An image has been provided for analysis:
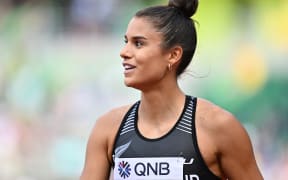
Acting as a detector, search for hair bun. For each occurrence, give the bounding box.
[168,0,199,17]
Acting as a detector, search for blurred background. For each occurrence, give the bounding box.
[0,0,287,179]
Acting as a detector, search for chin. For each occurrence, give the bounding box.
[124,79,134,87]
[124,80,142,90]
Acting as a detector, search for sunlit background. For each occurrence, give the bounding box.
[0,0,287,179]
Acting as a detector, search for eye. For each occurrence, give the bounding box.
[135,40,143,48]
[124,39,128,44]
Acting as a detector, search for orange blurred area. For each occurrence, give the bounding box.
[232,44,267,94]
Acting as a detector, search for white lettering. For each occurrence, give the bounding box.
[184,158,194,165]
[185,174,200,180]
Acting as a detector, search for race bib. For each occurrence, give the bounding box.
[114,157,185,180]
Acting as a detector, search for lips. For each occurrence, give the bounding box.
[123,63,136,70]
[122,63,136,76]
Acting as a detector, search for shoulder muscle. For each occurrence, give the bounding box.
[80,104,132,180]
[196,98,263,179]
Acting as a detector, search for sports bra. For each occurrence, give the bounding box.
[112,95,220,180]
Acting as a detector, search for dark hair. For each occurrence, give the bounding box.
[135,0,199,77]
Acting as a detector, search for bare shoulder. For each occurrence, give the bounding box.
[91,104,133,139]
[196,98,239,131]
[196,98,263,179]
[88,104,134,155]
[95,105,132,129]
[87,104,134,163]
[195,98,250,151]
[80,105,134,180]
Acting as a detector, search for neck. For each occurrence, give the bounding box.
[138,85,186,125]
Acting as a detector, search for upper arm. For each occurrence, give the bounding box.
[80,106,130,180]
[216,113,263,180]
[80,116,111,180]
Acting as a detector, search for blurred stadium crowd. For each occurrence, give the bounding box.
[0,0,287,179]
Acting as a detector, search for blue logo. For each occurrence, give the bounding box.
[118,161,131,179]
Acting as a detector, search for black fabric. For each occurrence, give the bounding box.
[112,95,220,179]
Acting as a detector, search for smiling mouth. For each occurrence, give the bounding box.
[123,64,136,70]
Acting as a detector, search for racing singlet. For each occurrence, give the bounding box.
[112,96,221,180]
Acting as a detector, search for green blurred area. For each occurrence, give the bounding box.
[0,0,287,179]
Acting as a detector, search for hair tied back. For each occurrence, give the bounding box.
[168,0,199,18]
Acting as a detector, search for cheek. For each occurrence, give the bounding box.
[137,55,167,78]
[137,49,167,68]
[140,58,163,71]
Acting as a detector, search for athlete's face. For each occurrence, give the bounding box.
[120,17,171,90]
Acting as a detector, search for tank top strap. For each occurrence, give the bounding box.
[111,101,140,166]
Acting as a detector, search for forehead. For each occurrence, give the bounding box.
[125,17,162,40]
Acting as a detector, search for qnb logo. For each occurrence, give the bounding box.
[134,162,170,176]
[118,161,131,179]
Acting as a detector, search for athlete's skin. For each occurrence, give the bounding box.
[80,16,263,180]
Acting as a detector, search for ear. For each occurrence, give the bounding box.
[168,45,183,66]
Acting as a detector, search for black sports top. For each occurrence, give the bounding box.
[112,96,220,180]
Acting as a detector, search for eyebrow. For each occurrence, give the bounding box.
[124,35,148,41]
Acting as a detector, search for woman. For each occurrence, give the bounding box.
[80,0,264,179]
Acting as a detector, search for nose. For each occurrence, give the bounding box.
[120,43,131,60]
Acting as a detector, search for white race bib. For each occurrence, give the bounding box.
[114,157,185,180]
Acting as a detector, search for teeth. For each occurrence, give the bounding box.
[124,64,135,70]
